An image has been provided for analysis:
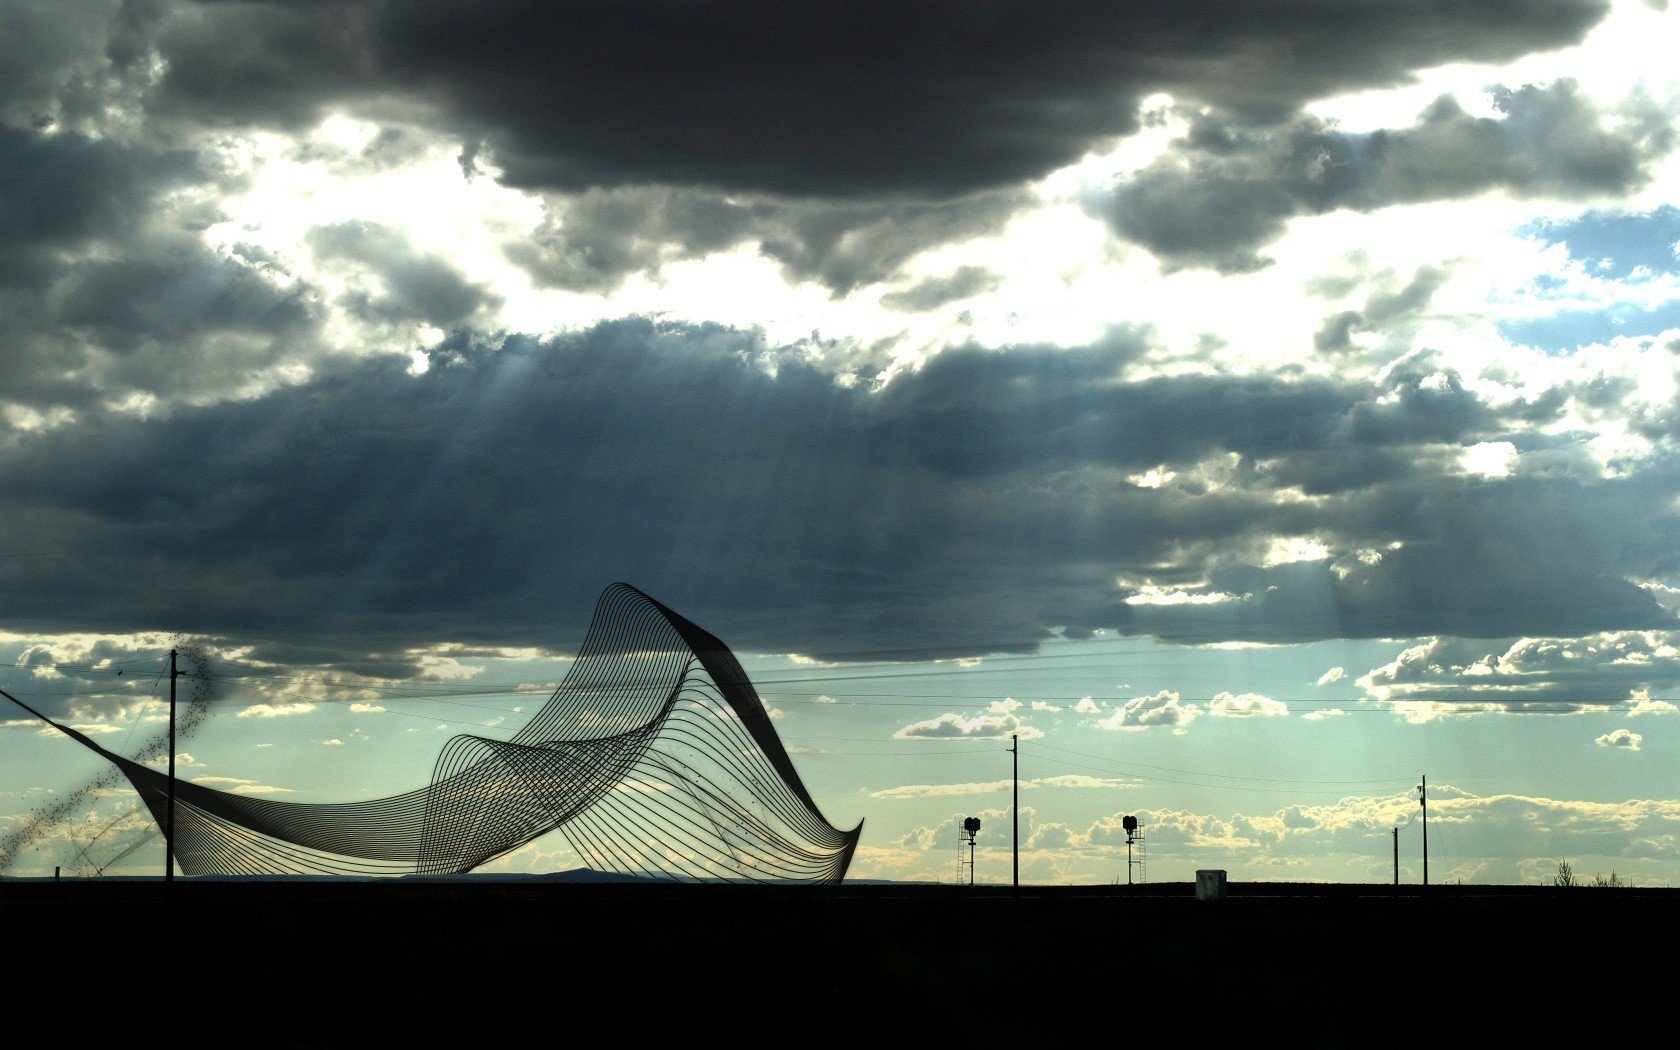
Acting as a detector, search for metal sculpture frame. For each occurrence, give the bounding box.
[3,584,861,882]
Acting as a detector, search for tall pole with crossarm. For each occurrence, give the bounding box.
[1011,734,1019,893]
[1420,774,1428,888]
[167,647,177,883]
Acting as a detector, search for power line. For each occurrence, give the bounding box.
[1031,740,1414,785]
[1023,750,1420,797]
[790,747,1004,757]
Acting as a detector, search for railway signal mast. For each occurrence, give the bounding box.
[1124,815,1145,886]
[961,817,981,886]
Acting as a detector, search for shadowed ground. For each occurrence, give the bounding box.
[2,880,1664,1045]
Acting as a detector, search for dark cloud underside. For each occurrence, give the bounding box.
[0,321,1669,665]
[153,1,1612,197]
[1105,82,1673,270]
[0,0,1671,679]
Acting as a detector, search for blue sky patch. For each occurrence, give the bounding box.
[1527,206,1680,280]
[1500,298,1680,352]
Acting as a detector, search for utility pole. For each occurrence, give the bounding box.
[167,647,177,884]
[1420,774,1428,889]
[1010,733,1019,894]
[1392,826,1399,888]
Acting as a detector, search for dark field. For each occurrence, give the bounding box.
[4,880,1661,1045]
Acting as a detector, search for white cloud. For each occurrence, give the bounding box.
[1035,774,1135,790]
[1262,536,1331,566]
[348,701,385,713]
[237,701,317,718]
[1209,691,1289,718]
[141,753,197,768]
[322,738,345,746]
[1026,823,1074,850]
[872,780,1013,799]
[1123,584,1241,606]
[1316,666,1346,686]
[1596,728,1642,750]
[1359,633,1680,716]
[190,775,292,795]
[894,711,1043,740]
[1302,708,1348,721]
[1128,466,1176,489]
[55,723,124,736]
[1073,697,1101,714]
[1093,690,1201,733]
[872,774,1134,799]
[416,654,485,680]
[1030,700,1063,712]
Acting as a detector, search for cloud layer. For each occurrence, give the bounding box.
[1,319,1675,668]
[1104,81,1672,270]
[149,1,1613,198]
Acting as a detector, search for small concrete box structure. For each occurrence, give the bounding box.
[1195,869,1228,901]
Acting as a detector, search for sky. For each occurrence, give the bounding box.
[4,0,1680,886]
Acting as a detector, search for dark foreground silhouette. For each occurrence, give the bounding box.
[3,879,1668,1046]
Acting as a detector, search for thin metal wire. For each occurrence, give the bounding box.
[2,585,860,882]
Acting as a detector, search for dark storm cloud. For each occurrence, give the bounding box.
[507,186,1025,295]
[151,1,1612,198]
[0,233,325,413]
[506,187,760,294]
[0,124,297,409]
[5,2,1635,319]
[0,128,503,415]
[0,125,331,413]
[1105,81,1673,270]
[307,221,501,327]
[0,0,124,125]
[1104,477,1676,644]
[0,320,1670,668]
[868,340,1519,486]
[113,1,1622,294]
[751,193,1028,293]
[53,247,312,355]
[0,8,345,412]
[0,126,198,287]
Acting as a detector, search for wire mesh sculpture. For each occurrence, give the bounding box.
[2,584,861,881]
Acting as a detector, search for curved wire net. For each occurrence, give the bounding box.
[7,584,861,882]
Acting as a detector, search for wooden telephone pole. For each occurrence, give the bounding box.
[1010,733,1019,894]
[1420,774,1428,888]
[167,647,177,883]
